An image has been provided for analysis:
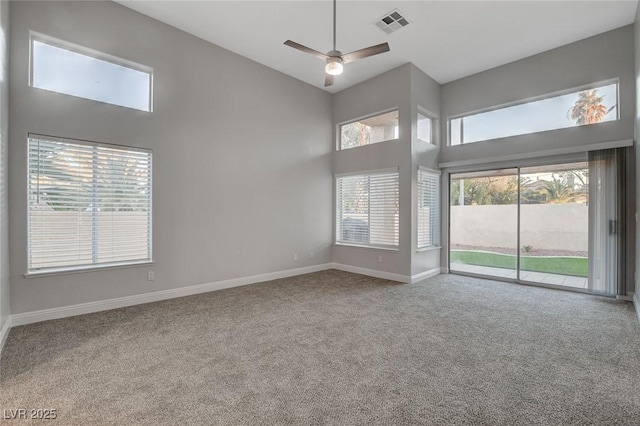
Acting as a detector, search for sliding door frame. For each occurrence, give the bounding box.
[447,156,594,295]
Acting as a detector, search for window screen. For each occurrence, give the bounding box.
[336,170,399,248]
[27,135,152,273]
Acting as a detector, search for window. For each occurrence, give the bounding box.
[417,112,434,144]
[30,33,153,112]
[336,170,399,249]
[339,110,399,150]
[449,81,618,145]
[27,135,152,274]
[417,168,440,248]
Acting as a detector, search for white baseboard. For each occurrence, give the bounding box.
[0,316,11,358]
[330,262,410,283]
[9,262,446,328]
[410,267,443,283]
[11,263,333,327]
[634,292,640,323]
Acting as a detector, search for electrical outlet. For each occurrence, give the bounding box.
[147,271,155,281]
[378,255,383,263]
[293,253,298,261]
[309,251,314,258]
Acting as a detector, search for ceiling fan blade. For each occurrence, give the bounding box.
[284,40,330,61]
[324,74,334,87]
[342,43,390,64]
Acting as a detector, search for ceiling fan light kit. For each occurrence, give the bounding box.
[284,0,390,87]
[325,57,343,76]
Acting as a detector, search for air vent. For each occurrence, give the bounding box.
[374,9,410,35]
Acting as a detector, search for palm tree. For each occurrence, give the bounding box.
[567,89,613,125]
[542,177,577,204]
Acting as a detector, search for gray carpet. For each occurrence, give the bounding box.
[1,270,639,425]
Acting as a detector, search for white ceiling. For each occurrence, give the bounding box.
[116,1,638,93]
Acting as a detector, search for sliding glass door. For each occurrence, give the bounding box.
[450,169,518,279]
[449,159,619,295]
[519,163,589,289]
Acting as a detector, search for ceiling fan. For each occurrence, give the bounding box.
[284,0,390,87]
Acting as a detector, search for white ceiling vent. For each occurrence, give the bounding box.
[374,9,410,35]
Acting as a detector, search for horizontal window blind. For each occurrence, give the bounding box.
[417,168,440,248]
[27,136,152,273]
[336,171,399,248]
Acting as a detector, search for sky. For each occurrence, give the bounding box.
[32,40,151,112]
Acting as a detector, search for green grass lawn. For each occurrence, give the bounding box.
[450,250,588,277]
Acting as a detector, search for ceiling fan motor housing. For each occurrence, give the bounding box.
[327,50,343,61]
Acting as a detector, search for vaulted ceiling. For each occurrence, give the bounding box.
[116,1,638,93]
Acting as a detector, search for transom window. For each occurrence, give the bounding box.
[30,33,153,112]
[339,110,399,150]
[27,135,152,274]
[449,81,618,146]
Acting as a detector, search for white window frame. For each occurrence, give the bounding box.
[417,107,438,146]
[29,32,154,112]
[447,79,620,146]
[335,168,399,250]
[417,166,441,250]
[337,108,399,151]
[26,134,153,276]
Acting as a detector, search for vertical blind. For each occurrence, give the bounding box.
[336,170,399,248]
[417,168,440,248]
[588,149,622,296]
[27,136,152,273]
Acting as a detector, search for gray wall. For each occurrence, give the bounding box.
[0,0,9,331]
[410,64,441,276]
[441,24,636,291]
[9,1,333,314]
[6,1,637,316]
[332,64,412,276]
[441,25,635,166]
[635,6,640,299]
[332,63,442,278]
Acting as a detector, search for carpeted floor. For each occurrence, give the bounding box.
[1,270,639,425]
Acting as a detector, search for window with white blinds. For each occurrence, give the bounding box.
[336,170,399,249]
[417,168,440,249]
[27,135,152,274]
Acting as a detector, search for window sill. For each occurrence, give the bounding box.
[417,138,437,147]
[417,245,441,253]
[334,242,399,252]
[337,138,399,151]
[25,260,155,278]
